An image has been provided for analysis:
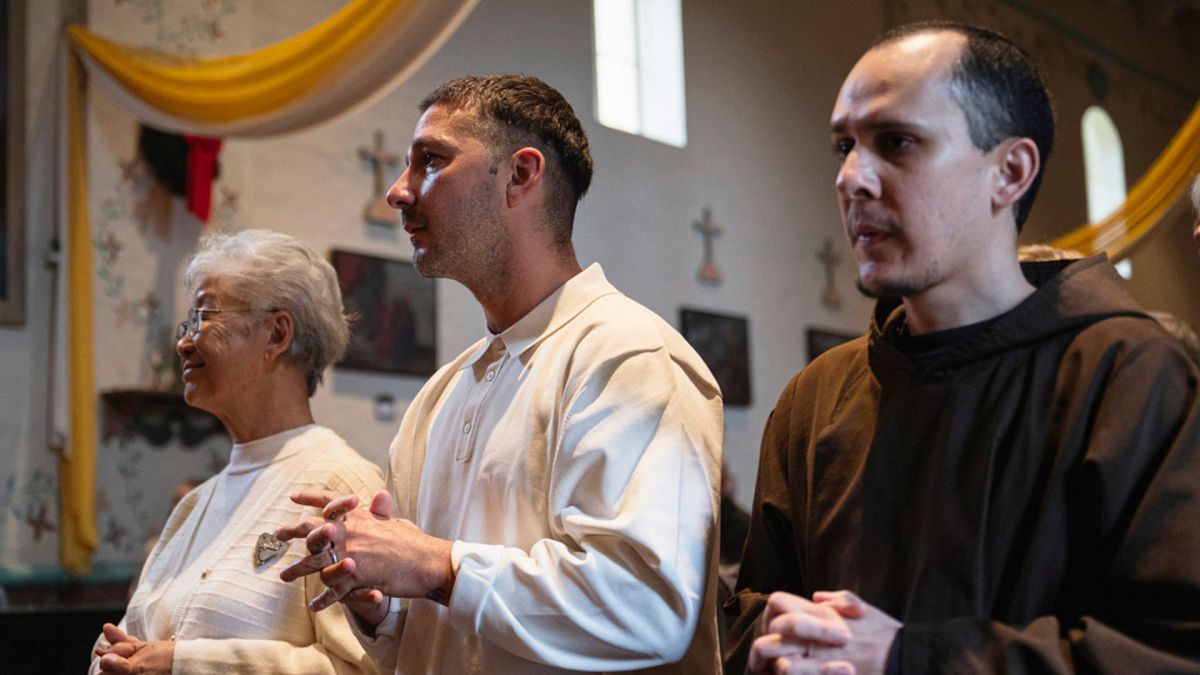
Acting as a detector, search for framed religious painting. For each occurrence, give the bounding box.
[806,327,859,363]
[680,308,751,407]
[1,0,27,325]
[331,250,437,377]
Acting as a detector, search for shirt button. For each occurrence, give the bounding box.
[485,370,495,381]
[463,422,472,434]
[201,569,210,579]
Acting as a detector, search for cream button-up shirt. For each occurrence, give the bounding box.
[359,264,724,674]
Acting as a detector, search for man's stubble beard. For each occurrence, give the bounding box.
[411,185,511,291]
[854,260,942,300]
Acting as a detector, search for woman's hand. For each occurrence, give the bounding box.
[95,623,175,674]
[95,623,141,659]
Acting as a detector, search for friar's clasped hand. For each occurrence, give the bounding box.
[749,590,901,675]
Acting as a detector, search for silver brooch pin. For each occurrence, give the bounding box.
[255,532,288,567]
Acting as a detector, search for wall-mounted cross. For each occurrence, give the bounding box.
[104,518,128,549]
[816,237,842,310]
[693,208,722,285]
[359,130,401,227]
[26,503,55,542]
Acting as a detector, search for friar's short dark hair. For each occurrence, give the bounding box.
[876,21,1055,231]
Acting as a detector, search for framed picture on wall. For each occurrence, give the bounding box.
[680,308,751,407]
[1,0,27,325]
[331,250,437,377]
[806,328,859,363]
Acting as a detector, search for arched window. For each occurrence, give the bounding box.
[593,0,687,147]
[1082,105,1130,277]
[1082,106,1126,223]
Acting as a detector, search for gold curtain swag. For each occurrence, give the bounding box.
[65,0,405,123]
[1052,102,1200,258]
[58,0,478,573]
[67,0,479,136]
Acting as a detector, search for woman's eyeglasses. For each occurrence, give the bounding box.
[176,307,275,340]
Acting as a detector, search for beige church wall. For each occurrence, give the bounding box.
[225,0,885,514]
[0,0,75,572]
[586,0,884,510]
[2,0,1196,580]
[0,0,883,577]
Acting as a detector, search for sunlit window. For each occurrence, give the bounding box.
[1082,106,1126,223]
[593,0,687,147]
[1082,106,1129,277]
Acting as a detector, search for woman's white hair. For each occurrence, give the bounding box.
[184,229,349,396]
[1191,172,1200,215]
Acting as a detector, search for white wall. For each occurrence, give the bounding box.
[234,0,881,507]
[2,0,1196,575]
[0,0,72,570]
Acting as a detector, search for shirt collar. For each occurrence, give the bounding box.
[228,423,317,473]
[460,263,619,369]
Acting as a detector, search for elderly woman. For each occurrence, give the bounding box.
[90,229,383,675]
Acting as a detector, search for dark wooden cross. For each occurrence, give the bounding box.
[26,503,55,542]
[359,130,401,227]
[816,237,842,310]
[104,518,128,549]
[118,157,141,183]
[693,208,722,285]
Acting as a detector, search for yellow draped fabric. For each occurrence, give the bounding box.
[1052,102,1200,257]
[66,1,407,123]
[67,0,478,136]
[58,0,477,572]
[61,51,99,573]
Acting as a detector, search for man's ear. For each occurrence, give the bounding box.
[992,137,1039,214]
[264,311,294,363]
[506,147,546,208]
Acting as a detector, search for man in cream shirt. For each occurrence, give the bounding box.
[278,75,723,674]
